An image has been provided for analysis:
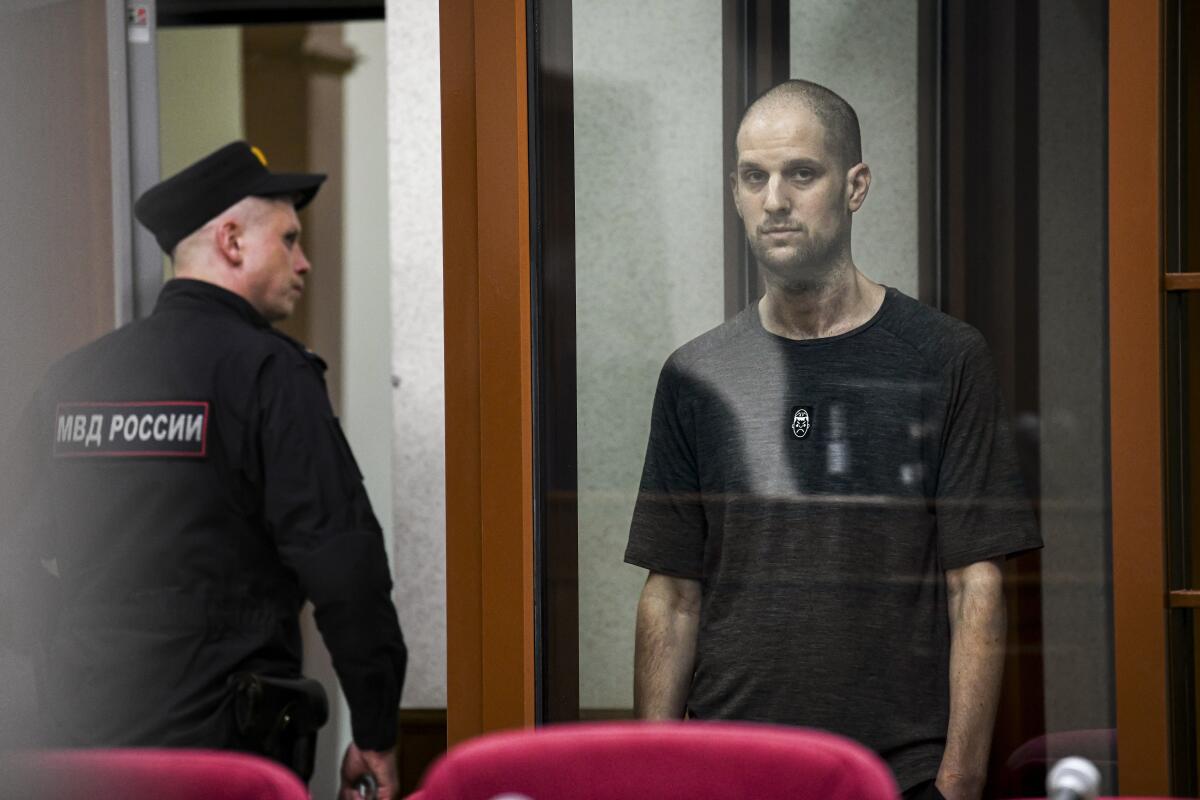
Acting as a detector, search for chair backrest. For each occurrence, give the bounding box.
[414,721,898,800]
[0,748,308,800]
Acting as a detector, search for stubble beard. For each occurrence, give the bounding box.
[750,233,842,294]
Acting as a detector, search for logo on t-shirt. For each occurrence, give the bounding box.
[790,406,813,439]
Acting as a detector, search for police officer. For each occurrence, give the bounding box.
[1,142,406,799]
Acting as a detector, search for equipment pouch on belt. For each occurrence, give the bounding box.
[230,671,328,782]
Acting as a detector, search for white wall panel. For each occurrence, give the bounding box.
[574,0,724,709]
[386,0,446,709]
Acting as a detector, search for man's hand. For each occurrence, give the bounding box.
[633,572,701,719]
[338,742,398,800]
[936,558,1006,800]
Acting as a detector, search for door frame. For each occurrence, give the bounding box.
[440,0,537,745]
[1109,0,1171,793]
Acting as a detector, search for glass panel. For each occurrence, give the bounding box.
[1185,1,1200,587]
[1170,607,1199,793]
[1174,293,1200,591]
[1178,4,1200,598]
[0,0,117,749]
[536,1,1113,796]
[1023,2,1114,793]
[790,0,921,297]
[1166,1,1200,790]
[571,0,725,719]
[1191,609,1200,791]
[1183,0,1200,275]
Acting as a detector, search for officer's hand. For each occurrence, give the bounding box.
[338,741,398,800]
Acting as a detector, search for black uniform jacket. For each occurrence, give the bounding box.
[1,279,406,751]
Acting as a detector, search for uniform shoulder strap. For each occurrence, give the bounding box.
[265,328,328,373]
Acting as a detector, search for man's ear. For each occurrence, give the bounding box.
[729,171,743,219]
[215,219,244,266]
[846,162,871,212]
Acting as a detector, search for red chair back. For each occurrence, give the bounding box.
[413,721,898,800]
[1,748,308,800]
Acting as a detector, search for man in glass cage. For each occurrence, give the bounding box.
[627,80,1041,800]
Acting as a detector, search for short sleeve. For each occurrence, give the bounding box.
[934,333,1042,570]
[624,357,707,578]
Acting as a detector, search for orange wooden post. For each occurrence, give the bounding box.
[440,0,536,746]
[1109,0,1171,792]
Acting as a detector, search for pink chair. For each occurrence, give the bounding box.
[1,748,308,800]
[409,721,898,800]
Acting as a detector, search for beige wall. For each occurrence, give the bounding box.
[386,0,447,710]
[157,26,244,280]
[343,21,395,615]
[157,27,244,177]
[305,21,395,797]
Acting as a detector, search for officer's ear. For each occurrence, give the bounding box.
[215,219,245,267]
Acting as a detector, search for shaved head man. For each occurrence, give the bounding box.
[627,80,1040,800]
[2,142,407,800]
[171,195,311,322]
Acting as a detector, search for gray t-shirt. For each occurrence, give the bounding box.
[624,287,1041,790]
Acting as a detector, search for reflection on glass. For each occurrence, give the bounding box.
[564,1,1111,797]
[624,81,1038,797]
[573,0,724,717]
[1182,294,1200,589]
[790,0,920,297]
[1165,1,1200,790]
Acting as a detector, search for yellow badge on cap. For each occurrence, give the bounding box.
[250,146,268,167]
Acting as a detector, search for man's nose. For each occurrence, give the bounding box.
[295,246,312,273]
[763,175,789,214]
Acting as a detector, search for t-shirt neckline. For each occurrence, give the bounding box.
[749,285,894,346]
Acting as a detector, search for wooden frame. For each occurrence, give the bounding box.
[1165,273,1200,291]
[157,1,382,27]
[1110,0,1170,792]
[721,0,789,319]
[527,0,580,724]
[440,0,536,745]
[916,0,941,309]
